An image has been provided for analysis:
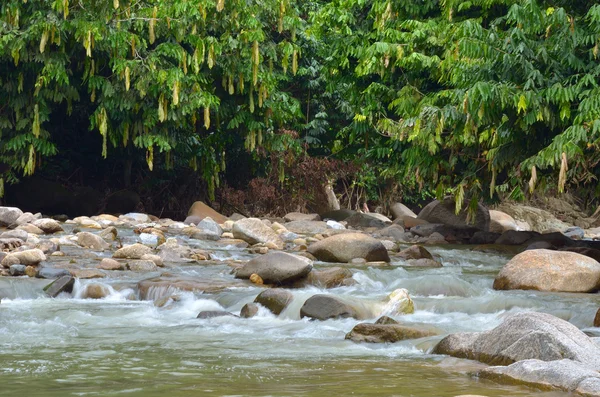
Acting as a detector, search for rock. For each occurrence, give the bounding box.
[137,277,245,300]
[559,247,600,263]
[37,267,71,279]
[418,232,447,245]
[307,233,390,263]
[375,316,398,325]
[403,258,442,268]
[25,265,38,277]
[229,213,246,221]
[384,289,415,315]
[418,198,490,231]
[594,309,600,327]
[291,267,355,288]
[284,220,329,235]
[76,232,110,250]
[97,258,124,271]
[525,241,556,251]
[320,209,356,222]
[127,260,158,272]
[479,359,600,396]
[81,283,111,299]
[325,220,345,230]
[14,212,40,225]
[249,273,264,285]
[380,240,396,251]
[113,243,153,259]
[0,229,28,241]
[140,254,163,268]
[469,231,501,245]
[35,240,59,255]
[105,190,140,215]
[69,269,106,279]
[187,201,228,224]
[139,232,165,247]
[232,218,284,249]
[397,245,433,260]
[300,294,363,320]
[401,216,429,229]
[31,218,63,234]
[432,312,600,369]
[240,303,260,318]
[345,323,438,343]
[183,215,203,225]
[410,223,446,237]
[98,226,118,241]
[489,210,518,233]
[44,275,75,297]
[495,230,538,245]
[495,203,570,233]
[254,289,294,315]
[345,212,389,229]
[376,225,406,241]
[235,252,313,284]
[284,212,321,222]
[73,216,102,229]
[564,226,585,240]
[390,203,417,220]
[1,249,46,267]
[196,311,237,319]
[16,223,44,235]
[493,249,600,292]
[122,212,151,223]
[0,238,23,251]
[193,217,223,241]
[0,207,24,226]
[9,264,26,276]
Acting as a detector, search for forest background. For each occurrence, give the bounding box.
[1,0,599,218]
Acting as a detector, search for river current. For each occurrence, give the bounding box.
[1,233,599,396]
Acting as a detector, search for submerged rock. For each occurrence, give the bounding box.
[254,289,294,315]
[235,252,313,284]
[300,294,363,321]
[196,311,238,319]
[307,233,390,263]
[81,283,111,299]
[432,312,600,369]
[345,323,438,343]
[493,249,600,292]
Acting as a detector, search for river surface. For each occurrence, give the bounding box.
[1,231,599,397]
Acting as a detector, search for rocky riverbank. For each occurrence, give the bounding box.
[1,199,600,396]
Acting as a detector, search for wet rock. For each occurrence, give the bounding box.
[375,316,398,325]
[469,231,501,245]
[417,198,490,231]
[254,289,294,315]
[432,312,600,369]
[390,203,417,220]
[196,311,238,319]
[284,212,321,222]
[320,209,356,222]
[479,359,600,396]
[1,249,46,267]
[528,231,576,249]
[493,249,600,292]
[240,303,260,318]
[97,258,125,271]
[300,294,362,320]
[307,233,390,263]
[410,224,446,237]
[187,201,228,224]
[140,254,163,268]
[345,323,438,343]
[292,267,355,288]
[156,238,194,262]
[384,289,415,315]
[417,232,447,245]
[32,218,63,234]
[0,229,28,241]
[235,252,313,284]
[284,220,329,235]
[81,283,111,299]
[232,218,284,249]
[9,264,26,276]
[525,241,555,250]
[397,245,433,260]
[35,240,59,255]
[37,267,71,279]
[70,269,106,279]
[489,210,518,234]
[345,213,389,229]
[113,243,153,259]
[44,275,75,297]
[495,230,538,245]
[127,260,158,272]
[0,206,24,226]
[98,226,118,241]
[76,232,110,250]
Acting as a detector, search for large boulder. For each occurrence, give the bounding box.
[489,210,518,233]
[320,209,356,222]
[307,233,390,263]
[345,213,389,229]
[390,203,417,220]
[345,323,438,343]
[432,312,600,369]
[479,359,600,396]
[235,252,313,284]
[1,249,46,267]
[493,249,600,292]
[417,198,490,231]
[43,275,75,297]
[187,201,228,224]
[300,294,364,320]
[192,217,223,241]
[254,288,294,315]
[0,206,23,226]
[496,203,571,233]
[232,218,284,249]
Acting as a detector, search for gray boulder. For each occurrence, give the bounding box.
[417,198,490,231]
[235,252,313,284]
[0,229,28,242]
[284,220,329,235]
[390,203,417,220]
[479,359,600,396]
[232,218,284,249]
[345,213,389,229]
[307,233,390,263]
[432,312,600,369]
[44,275,75,297]
[254,288,294,315]
[240,303,260,318]
[37,267,71,279]
[0,207,23,226]
[300,294,363,320]
[194,217,223,241]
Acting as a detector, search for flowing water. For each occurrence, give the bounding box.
[1,234,599,397]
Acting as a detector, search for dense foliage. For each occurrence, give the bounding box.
[1,0,599,213]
